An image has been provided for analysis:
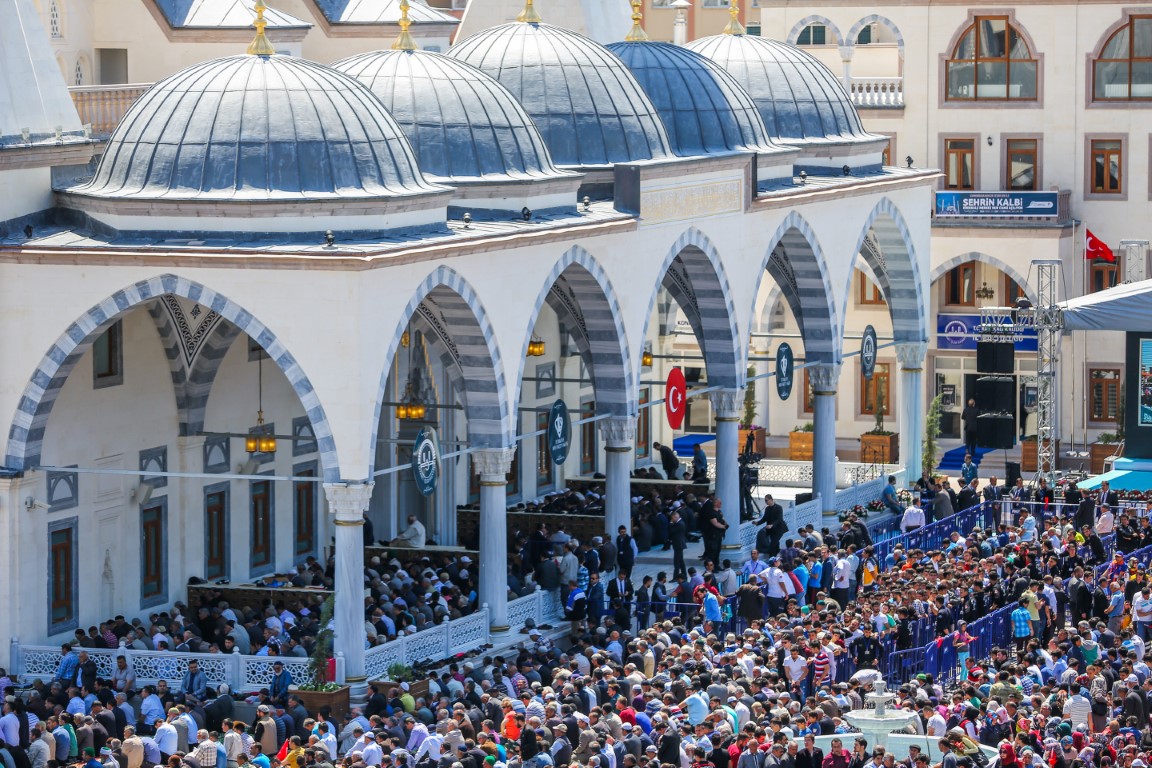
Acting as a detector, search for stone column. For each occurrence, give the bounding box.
[474,447,516,631]
[753,340,771,436]
[599,417,636,539]
[710,389,744,550]
[897,342,928,486]
[323,482,374,696]
[174,436,206,584]
[809,364,841,518]
[839,45,854,92]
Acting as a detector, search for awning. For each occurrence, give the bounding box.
[1060,278,1152,331]
[1077,469,1152,491]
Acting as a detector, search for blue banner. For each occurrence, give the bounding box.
[935,191,1059,217]
[937,314,1037,352]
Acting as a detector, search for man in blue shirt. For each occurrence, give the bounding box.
[1011,598,1033,654]
[880,476,903,515]
[269,662,292,705]
[54,644,79,689]
[182,659,208,703]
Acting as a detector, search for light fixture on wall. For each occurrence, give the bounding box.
[975,281,996,300]
[987,135,994,147]
[245,354,277,454]
[527,336,545,356]
[641,349,653,368]
[396,330,427,420]
[400,330,410,348]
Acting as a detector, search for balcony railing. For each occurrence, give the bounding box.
[69,83,152,138]
[849,76,904,108]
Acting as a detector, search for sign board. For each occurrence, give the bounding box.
[775,343,794,401]
[860,325,878,381]
[411,426,440,497]
[547,399,571,466]
[665,367,687,429]
[936,313,1038,352]
[934,190,1060,218]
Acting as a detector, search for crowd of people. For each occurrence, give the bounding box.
[9,469,1152,768]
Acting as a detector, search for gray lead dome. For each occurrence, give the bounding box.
[607,40,784,157]
[686,35,873,146]
[79,54,440,201]
[334,49,572,183]
[449,22,672,169]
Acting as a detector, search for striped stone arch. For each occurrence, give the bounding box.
[931,252,1038,303]
[5,274,342,481]
[146,303,243,438]
[847,14,905,53]
[368,266,511,475]
[642,227,743,389]
[756,211,841,364]
[787,15,845,47]
[514,245,635,417]
[847,197,928,344]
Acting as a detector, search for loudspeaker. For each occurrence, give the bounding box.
[1005,461,1022,489]
[976,414,1015,450]
[976,341,1015,374]
[795,492,813,505]
[977,376,1015,409]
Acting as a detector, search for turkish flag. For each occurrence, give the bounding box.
[1086,229,1116,262]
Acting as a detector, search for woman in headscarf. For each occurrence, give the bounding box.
[997,743,1024,768]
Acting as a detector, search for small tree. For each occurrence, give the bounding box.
[741,365,758,429]
[866,384,893,435]
[922,394,944,475]
[299,595,339,691]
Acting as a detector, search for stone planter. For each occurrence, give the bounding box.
[294,686,351,720]
[1090,442,1120,474]
[739,427,766,455]
[859,433,898,464]
[789,431,814,461]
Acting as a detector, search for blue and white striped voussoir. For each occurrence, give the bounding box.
[645,227,743,388]
[851,198,927,345]
[932,252,1035,304]
[182,323,242,437]
[5,274,342,482]
[847,15,905,50]
[146,301,192,428]
[787,15,845,46]
[764,211,840,364]
[519,246,635,417]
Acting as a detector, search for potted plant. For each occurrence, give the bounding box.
[293,597,351,719]
[1090,432,1121,474]
[738,368,767,454]
[859,385,898,464]
[382,662,431,703]
[789,422,814,461]
[922,394,943,475]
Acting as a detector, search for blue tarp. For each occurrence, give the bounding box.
[673,434,716,457]
[1077,470,1152,491]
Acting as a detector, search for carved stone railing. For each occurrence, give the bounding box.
[849,77,904,108]
[68,84,151,137]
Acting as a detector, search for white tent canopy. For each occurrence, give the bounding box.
[1059,278,1152,331]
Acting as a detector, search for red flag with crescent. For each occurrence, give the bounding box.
[1086,229,1116,262]
[665,367,687,429]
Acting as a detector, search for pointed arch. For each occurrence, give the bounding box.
[847,15,905,53]
[368,266,511,475]
[787,15,845,47]
[846,197,928,344]
[754,212,841,364]
[514,245,635,417]
[6,274,341,480]
[641,227,743,390]
[931,252,1038,303]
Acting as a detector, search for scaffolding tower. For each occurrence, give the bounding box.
[978,259,1063,483]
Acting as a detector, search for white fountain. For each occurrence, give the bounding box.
[842,678,918,749]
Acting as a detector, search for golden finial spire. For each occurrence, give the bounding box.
[391,0,417,50]
[624,0,649,41]
[722,2,745,35]
[516,0,542,23]
[247,0,276,55]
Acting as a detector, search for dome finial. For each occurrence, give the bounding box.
[391,0,417,50]
[516,0,542,23]
[247,0,276,55]
[624,0,649,41]
[722,2,745,35]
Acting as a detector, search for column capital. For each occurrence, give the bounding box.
[473,447,516,482]
[808,363,841,395]
[323,482,374,522]
[710,388,744,420]
[599,417,636,449]
[896,342,928,371]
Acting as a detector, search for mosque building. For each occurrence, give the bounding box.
[0,0,935,688]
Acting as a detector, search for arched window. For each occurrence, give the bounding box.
[946,16,1038,100]
[797,23,829,46]
[49,0,61,37]
[74,56,86,85]
[1093,16,1152,100]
